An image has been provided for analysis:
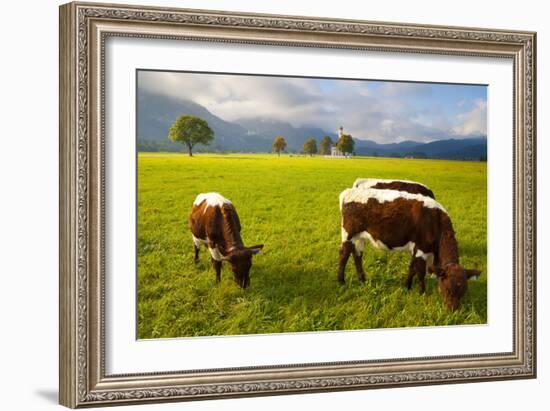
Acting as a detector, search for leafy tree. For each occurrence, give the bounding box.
[336,133,354,155]
[168,114,214,156]
[319,136,333,155]
[303,138,318,156]
[272,136,287,156]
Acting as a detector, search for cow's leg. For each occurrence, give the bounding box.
[193,245,200,263]
[192,235,201,263]
[208,243,223,283]
[411,257,427,294]
[427,254,436,277]
[353,249,366,283]
[211,258,222,283]
[338,241,354,284]
[406,257,416,290]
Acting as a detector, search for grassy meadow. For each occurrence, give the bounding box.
[137,153,487,339]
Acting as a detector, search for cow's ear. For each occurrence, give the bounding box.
[248,244,264,255]
[227,248,247,261]
[433,266,446,278]
[465,269,481,281]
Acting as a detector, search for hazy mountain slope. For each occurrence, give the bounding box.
[235,118,336,151]
[137,91,272,152]
[137,91,487,159]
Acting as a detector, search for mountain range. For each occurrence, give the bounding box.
[137,91,487,160]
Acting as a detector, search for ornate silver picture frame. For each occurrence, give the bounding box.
[59,1,536,408]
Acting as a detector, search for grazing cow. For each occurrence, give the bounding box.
[353,178,435,199]
[189,193,263,288]
[338,188,480,310]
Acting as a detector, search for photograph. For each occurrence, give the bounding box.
[136,70,487,339]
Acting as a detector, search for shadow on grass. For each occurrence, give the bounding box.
[138,243,488,338]
[246,260,486,324]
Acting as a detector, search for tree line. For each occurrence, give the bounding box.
[167,113,355,157]
[273,134,354,156]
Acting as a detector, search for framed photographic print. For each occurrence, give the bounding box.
[59,1,537,408]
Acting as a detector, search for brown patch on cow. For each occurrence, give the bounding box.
[341,198,440,253]
[189,199,263,288]
[340,195,479,310]
[361,180,436,286]
[370,181,435,199]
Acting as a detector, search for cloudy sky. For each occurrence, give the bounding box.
[138,70,487,144]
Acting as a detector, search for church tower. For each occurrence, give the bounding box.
[331,126,345,157]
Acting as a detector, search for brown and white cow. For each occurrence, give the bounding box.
[353,178,436,275]
[189,193,263,288]
[338,188,480,310]
[352,178,435,199]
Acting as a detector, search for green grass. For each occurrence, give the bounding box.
[137,153,487,339]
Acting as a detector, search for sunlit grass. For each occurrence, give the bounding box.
[137,153,487,338]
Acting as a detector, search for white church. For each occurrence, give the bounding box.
[330,126,347,157]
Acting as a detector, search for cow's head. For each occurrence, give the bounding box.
[434,263,480,310]
[227,245,264,288]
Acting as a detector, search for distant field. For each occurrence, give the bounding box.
[137,153,487,339]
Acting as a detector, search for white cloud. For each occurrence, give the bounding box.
[139,71,324,123]
[452,99,487,136]
[138,71,486,143]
